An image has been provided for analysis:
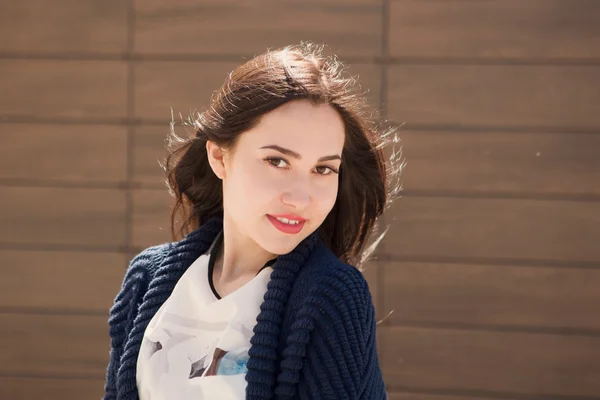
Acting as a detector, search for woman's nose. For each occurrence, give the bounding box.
[280,186,311,209]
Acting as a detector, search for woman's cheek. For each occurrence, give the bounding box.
[242,165,282,198]
[315,179,339,211]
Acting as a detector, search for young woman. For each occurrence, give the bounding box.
[104,43,401,400]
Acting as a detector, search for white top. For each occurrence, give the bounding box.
[136,231,274,400]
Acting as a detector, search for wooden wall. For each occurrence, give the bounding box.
[1,1,599,399]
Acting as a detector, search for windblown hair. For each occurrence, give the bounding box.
[163,43,403,268]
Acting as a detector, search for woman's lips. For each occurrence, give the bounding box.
[267,214,306,234]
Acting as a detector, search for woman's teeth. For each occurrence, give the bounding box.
[276,217,300,225]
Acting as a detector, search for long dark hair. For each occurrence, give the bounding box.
[163,43,403,268]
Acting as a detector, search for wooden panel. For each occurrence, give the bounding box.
[379,327,600,396]
[0,124,127,182]
[387,65,600,128]
[0,313,108,377]
[383,261,600,330]
[133,125,171,186]
[384,197,600,262]
[346,63,382,110]
[397,130,600,195]
[134,62,380,121]
[0,250,126,311]
[134,61,237,121]
[390,0,600,59]
[135,0,382,57]
[389,395,512,400]
[361,260,380,320]
[0,0,127,54]
[0,377,104,400]
[0,60,127,119]
[0,187,126,246]
[132,189,173,249]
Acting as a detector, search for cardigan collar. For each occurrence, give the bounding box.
[116,215,320,400]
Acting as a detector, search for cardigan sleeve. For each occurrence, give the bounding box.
[103,246,165,400]
[297,265,388,400]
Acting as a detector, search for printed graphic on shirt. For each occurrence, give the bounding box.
[135,251,272,400]
[140,311,252,380]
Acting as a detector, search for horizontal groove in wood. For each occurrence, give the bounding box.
[376,254,600,271]
[388,388,600,400]
[0,242,597,271]
[0,307,109,317]
[385,321,600,338]
[0,242,128,253]
[4,52,600,66]
[132,189,173,249]
[3,117,600,134]
[399,190,600,203]
[2,179,600,203]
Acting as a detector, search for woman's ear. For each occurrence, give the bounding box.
[206,140,226,180]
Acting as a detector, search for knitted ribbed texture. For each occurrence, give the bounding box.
[104,217,387,400]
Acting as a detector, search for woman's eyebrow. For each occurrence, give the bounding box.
[260,145,341,162]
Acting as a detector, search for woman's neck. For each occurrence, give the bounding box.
[211,216,276,294]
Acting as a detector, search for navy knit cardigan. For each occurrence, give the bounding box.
[104,216,387,400]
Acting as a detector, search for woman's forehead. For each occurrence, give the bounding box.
[243,100,345,147]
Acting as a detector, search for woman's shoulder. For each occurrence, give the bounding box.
[121,242,172,287]
[304,243,370,283]
[284,242,378,361]
[108,243,172,333]
[295,243,374,309]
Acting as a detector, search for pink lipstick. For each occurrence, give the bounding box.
[267,214,306,234]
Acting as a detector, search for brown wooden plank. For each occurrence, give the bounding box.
[342,63,382,112]
[134,62,380,121]
[383,261,600,330]
[133,125,171,186]
[134,61,237,121]
[135,0,382,57]
[359,260,381,321]
[132,189,173,249]
[387,65,600,128]
[0,250,126,311]
[0,377,104,400]
[389,395,512,400]
[379,327,600,396]
[397,130,600,195]
[0,313,108,377]
[0,187,126,246]
[383,197,600,262]
[390,0,600,59]
[0,60,127,119]
[0,0,127,54]
[0,123,127,182]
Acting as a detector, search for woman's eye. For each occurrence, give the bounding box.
[265,157,338,175]
[265,157,288,168]
[315,166,339,176]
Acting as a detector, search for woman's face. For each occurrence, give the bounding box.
[208,99,345,256]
